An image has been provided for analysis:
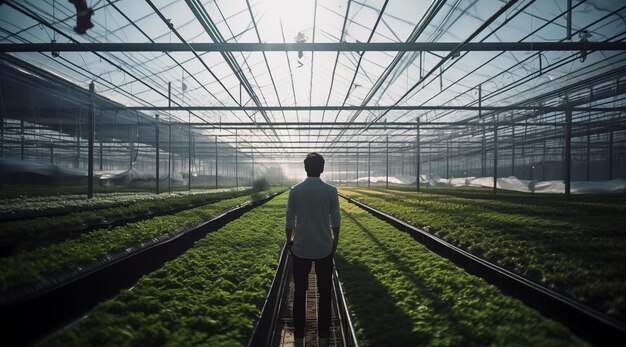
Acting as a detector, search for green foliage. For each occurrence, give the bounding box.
[0,191,275,294]
[0,189,256,241]
[252,178,270,192]
[336,201,581,346]
[40,194,288,347]
[339,187,626,320]
[0,188,247,220]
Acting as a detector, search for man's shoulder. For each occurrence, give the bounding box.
[290,180,307,192]
[323,181,337,190]
[290,179,336,193]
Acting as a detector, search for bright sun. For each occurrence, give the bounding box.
[257,0,315,42]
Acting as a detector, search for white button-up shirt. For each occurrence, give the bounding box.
[285,177,341,259]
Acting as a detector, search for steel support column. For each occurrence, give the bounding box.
[87,82,94,199]
[446,140,450,179]
[493,116,498,194]
[129,126,133,170]
[416,118,421,192]
[368,142,371,188]
[168,82,172,194]
[155,114,160,194]
[20,119,24,160]
[356,149,359,187]
[565,108,573,199]
[511,125,515,177]
[386,135,389,189]
[235,129,238,189]
[99,141,103,171]
[608,131,614,180]
[188,120,192,191]
[215,135,218,189]
[586,126,591,181]
[479,84,485,177]
[543,139,547,180]
[0,106,3,158]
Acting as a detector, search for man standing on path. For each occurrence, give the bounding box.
[286,152,341,347]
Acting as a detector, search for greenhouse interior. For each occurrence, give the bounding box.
[0,0,625,346]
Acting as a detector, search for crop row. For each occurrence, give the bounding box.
[39,193,288,346]
[0,188,258,242]
[336,200,579,346]
[339,187,626,320]
[0,188,246,220]
[0,190,276,295]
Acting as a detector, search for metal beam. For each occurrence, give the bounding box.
[2,42,624,52]
[114,105,626,112]
[6,106,624,113]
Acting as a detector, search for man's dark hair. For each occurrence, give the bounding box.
[304,152,325,177]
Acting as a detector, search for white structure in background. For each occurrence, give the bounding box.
[339,172,626,195]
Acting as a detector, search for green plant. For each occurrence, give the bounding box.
[0,191,277,294]
[40,194,289,346]
[0,188,257,241]
[336,201,580,346]
[339,187,626,320]
[252,178,270,192]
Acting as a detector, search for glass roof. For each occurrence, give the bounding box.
[0,0,625,158]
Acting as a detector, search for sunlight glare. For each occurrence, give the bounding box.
[257,0,314,42]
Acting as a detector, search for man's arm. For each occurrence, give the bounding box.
[330,188,341,255]
[285,189,296,247]
[331,226,340,255]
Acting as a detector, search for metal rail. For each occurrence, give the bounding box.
[0,192,281,346]
[248,246,358,347]
[340,193,626,346]
[247,243,292,347]
[332,260,359,347]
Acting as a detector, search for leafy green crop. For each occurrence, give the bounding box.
[339,186,626,321]
[0,188,257,241]
[0,190,277,294]
[0,188,249,219]
[39,193,288,347]
[336,201,582,346]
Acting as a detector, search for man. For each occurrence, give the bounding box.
[285,152,341,347]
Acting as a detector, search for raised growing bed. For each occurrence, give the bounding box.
[0,187,246,222]
[335,200,582,346]
[35,193,289,347]
[0,191,279,297]
[339,187,626,322]
[0,188,258,256]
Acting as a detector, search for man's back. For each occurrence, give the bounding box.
[286,177,341,259]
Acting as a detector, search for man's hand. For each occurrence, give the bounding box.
[331,226,340,256]
[286,228,294,254]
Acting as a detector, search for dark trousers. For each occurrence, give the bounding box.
[292,253,333,339]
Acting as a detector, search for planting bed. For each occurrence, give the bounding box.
[0,188,246,221]
[39,193,288,346]
[0,190,277,296]
[336,201,582,346]
[339,186,626,321]
[0,188,257,252]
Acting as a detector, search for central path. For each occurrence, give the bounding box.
[276,261,344,347]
